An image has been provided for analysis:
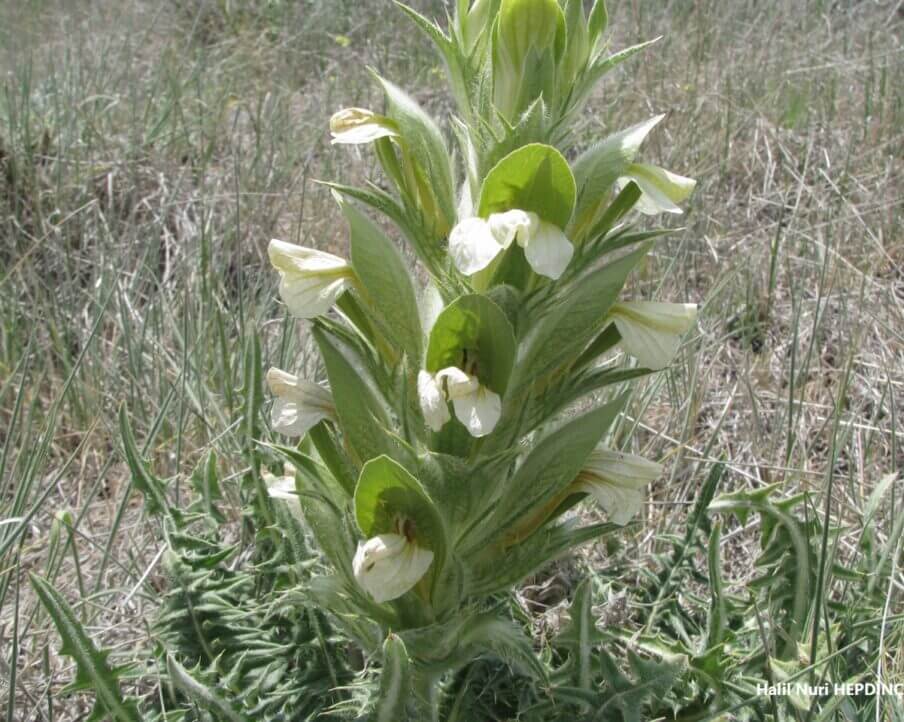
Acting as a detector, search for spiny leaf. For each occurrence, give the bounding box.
[29,574,141,722]
[119,405,182,526]
[166,655,252,722]
[595,649,686,722]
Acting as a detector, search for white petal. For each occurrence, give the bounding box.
[266,368,335,436]
[611,302,697,370]
[268,240,353,319]
[576,447,663,525]
[436,367,479,399]
[618,163,696,216]
[263,472,302,518]
[418,370,451,432]
[487,209,538,249]
[451,384,501,438]
[270,398,331,437]
[268,239,350,275]
[448,217,505,275]
[330,108,399,145]
[584,447,664,488]
[523,221,574,279]
[353,534,434,603]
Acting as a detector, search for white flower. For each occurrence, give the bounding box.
[264,466,301,518]
[417,366,501,437]
[352,533,434,603]
[448,209,573,280]
[574,446,663,525]
[610,301,698,370]
[329,108,399,145]
[268,239,355,319]
[616,162,696,216]
[266,368,335,437]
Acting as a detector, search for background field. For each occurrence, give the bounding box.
[1,0,902,719]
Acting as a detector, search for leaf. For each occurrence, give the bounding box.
[706,520,727,649]
[567,579,596,690]
[595,649,686,722]
[468,521,621,596]
[459,617,548,682]
[337,195,422,362]
[166,656,251,722]
[355,456,447,561]
[119,406,182,526]
[241,332,263,451]
[270,445,357,583]
[516,243,650,388]
[478,143,576,228]
[375,634,411,722]
[570,115,662,235]
[588,0,609,45]
[30,575,141,722]
[417,452,494,533]
[312,324,404,466]
[189,450,225,523]
[376,75,456,231]
[425,294,516,394]
[487,394,627,542]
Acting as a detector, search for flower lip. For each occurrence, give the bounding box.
[352,532,434,603]
[329,107,399,145]
[265,367,335,437]
[417,365,501,437]
[610,301,698,370]
[267,239,355,319]
[448,208,573,279]
[574,445,664,525]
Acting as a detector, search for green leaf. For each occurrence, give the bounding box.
[517,242,650,388]
[189,450,225,523]
[375,634,411,722]
[337,195,422,363]
[478,143,576,228]
[376,75,456,231]
[493,0,566,118]
[354,456,446,560]
[119,405,182,527]
[29,575,141,722]
[166,656,251,722]
[488,394,628,539]
[312,324,405,466]
[570,115,662,235]
[560,0,590,89]
[596,649,686,722]
[706,520,727,649]
[270,445,357,583]
[425,294,516,394]
[568,579,596,690]
[468,521,621,595]
[459,617,548,682]
[588,0,609,46]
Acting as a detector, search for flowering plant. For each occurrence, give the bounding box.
[264,0,697,716]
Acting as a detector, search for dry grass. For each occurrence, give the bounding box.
[1,0,902,718]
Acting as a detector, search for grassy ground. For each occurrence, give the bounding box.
[1,0,902,719]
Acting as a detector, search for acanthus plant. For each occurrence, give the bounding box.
[264,0,699,717]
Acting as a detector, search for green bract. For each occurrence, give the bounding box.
[264,1,699,718]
